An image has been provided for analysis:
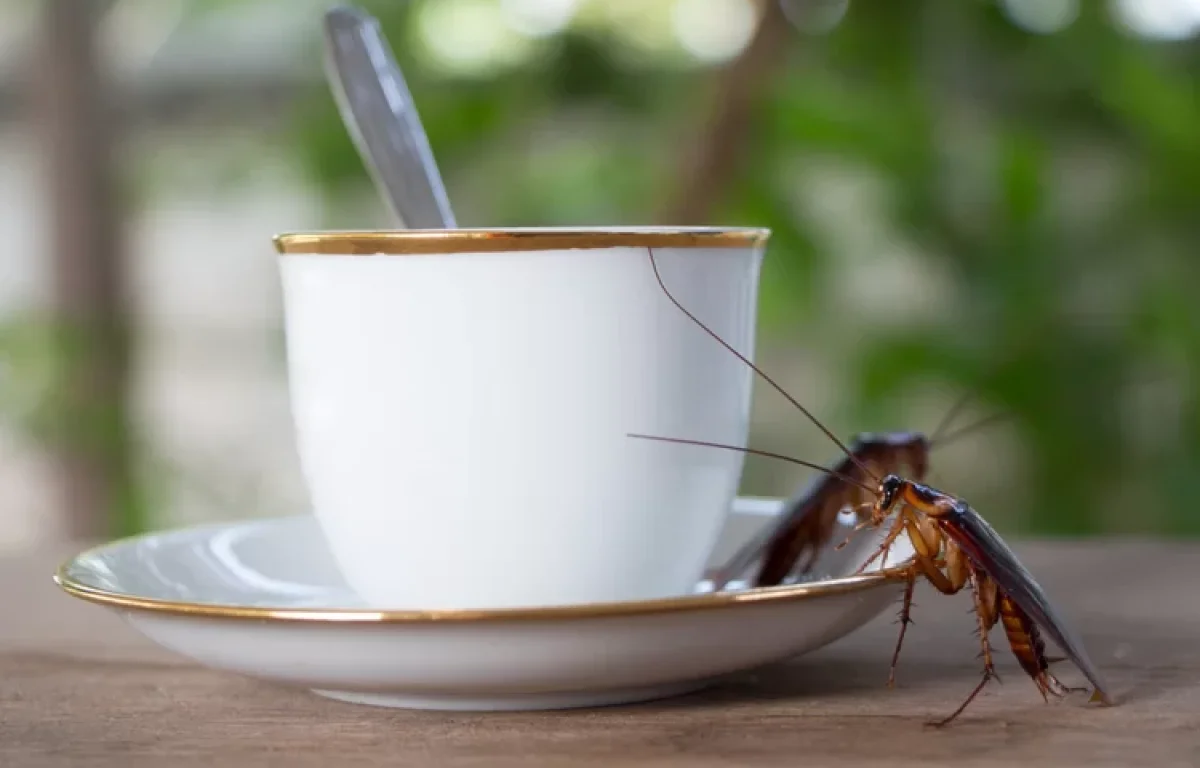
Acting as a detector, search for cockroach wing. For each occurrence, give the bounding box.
[710,513,781,590]
[711,469,833,590]
[943,505,1113,705]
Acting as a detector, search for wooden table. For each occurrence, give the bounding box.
[3,540,1197,767]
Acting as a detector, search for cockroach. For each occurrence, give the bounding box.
[708,430,930,590]
[632,248,1114,726]
[709,382,1010,590]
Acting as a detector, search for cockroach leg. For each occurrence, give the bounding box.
[832,502,879,552]
[1036,668,1089,701]
[969,567,1001,683]
[903,513,961,595]
[887,571,917,689]
[876,508,908,569]
[884,515,969,693]
[853,511,908,575]
[925,565,1001,726]
[928,669,995,729]
[1045,661,1103,702]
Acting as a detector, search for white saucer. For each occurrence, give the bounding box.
[55,496,914,712]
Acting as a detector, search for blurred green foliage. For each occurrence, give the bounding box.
[3,0,1195,539]
[287,0,1199,536]
[0,315,155,538]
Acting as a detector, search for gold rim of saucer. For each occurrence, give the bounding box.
[272,227,771,255]
[53,523,911,625]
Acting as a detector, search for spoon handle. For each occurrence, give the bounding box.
[322,5,457,229]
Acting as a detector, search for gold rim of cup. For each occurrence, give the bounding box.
[272,227,772,255]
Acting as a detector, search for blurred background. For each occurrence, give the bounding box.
[0,0,1197,554]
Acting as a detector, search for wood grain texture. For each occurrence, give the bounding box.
[3,540,1198,767]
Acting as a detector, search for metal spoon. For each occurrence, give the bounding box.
[322,5,457,229]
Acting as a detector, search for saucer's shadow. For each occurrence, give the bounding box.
[624,656,973,712]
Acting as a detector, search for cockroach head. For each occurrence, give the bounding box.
[878,474,904,510]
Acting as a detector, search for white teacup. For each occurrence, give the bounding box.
[273,227,769,610]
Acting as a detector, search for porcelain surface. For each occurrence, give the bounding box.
[57,496,914,712]
[277,228,767,609]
